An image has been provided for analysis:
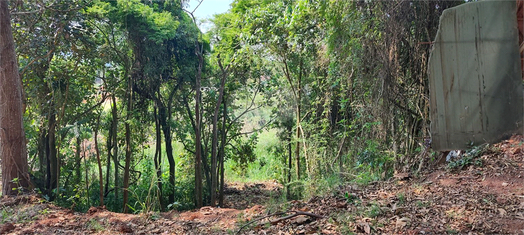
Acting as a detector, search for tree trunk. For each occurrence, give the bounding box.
[111,95,119,210]
[48,110,58,198]
[153,107,163,210]
[287,124,292,199]
[104,140,111,197]
[75,137,82,187]
[212,56,230,206]
[123,76,133,213]
[159,103,175,204]
[194,44,204,208]
[94,113,104,206]
[0,0,31,195]
[182,95,206,207]
[105,94,117,197]
[211,76,227,206]
[295,88,301,180]
[38,128,47,183]
[84,142,90,206]
[218,100,227,207]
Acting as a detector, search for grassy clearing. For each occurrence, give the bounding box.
[225,128,281,183]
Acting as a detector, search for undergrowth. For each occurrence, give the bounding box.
[447,144,489,170]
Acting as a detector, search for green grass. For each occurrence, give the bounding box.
[225,128,281,183]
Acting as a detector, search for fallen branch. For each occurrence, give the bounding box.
[235,210,324,235]
[268,211,324,225]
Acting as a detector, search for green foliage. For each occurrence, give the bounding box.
[447,145,487,170]
[366,203,383,218]
[344,192,359,205]
[9,0,466,214]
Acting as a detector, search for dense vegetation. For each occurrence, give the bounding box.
[3,0,463,213]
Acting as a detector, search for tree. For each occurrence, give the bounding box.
[0,0,31,196]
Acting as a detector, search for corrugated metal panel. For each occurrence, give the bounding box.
[429,1,523,151]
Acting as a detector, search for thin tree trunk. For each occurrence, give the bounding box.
[84,142,90,207]
[295,95,301,180]
[94,113,104,206]
[111,95,119,210]
[75,137,82,186]
[104,142,111,197]
[48,111,58,198]
[154,107,163,210]
[287,125,292,199]
[194,44,204,208]
[123,76,133,213]
[105,94,117,197]
[218,100,227,207]
[38,128,47,183]
[0,1,31,195]
[159,103,175,204]
[212,56,231,206]
[183,95,207,207]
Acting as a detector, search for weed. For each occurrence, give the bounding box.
[416,200,429,208]
[446,226,459,234]
[447,145,487,170]
[366,203,382,218]
[332,211,356,234]
[87,218,105,232]
[0,207,11,223]
[40,208,50,215]
[344,192,359,205]
[397,192,405,205]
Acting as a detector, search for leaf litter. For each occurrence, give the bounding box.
[1,136,523,234]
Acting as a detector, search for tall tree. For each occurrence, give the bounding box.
[0,0,31,195]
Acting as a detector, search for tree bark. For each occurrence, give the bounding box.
[218,99,227,207]
[74,137,81,187]
[211,60,228,207]
[84,142,90,206]
[287,124,292,199]
[111,94,119,210]
[123,75,133,213]
[194,44,204,208]
[295,71,301,180]
[158,102,175,204]
[47,110,58,197]
[0,0,31,195]
[94,113,104,206]
[153,107,164,210]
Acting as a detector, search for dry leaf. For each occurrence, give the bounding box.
[293,215,309,225]
[396,217,411,228]
[394,207,406,215]
[498,208,506,216]
[357,222,371,234]
[502,182,509,187]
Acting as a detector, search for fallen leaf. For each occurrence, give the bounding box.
[502,182,509,187]
[396,217,411,228]
[498,208,506,216]
[293,215,309,225]
[356,222,371,234]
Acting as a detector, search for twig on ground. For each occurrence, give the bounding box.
[235,210,324,235]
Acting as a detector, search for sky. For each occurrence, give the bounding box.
[186,0,234,31]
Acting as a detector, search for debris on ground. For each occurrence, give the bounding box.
[1,136,523,234]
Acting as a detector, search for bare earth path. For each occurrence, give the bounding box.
[1,136,524,234]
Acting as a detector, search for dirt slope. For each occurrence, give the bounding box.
[1,137,523,234]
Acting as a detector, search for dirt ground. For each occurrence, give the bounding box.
[1,136,523,234]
